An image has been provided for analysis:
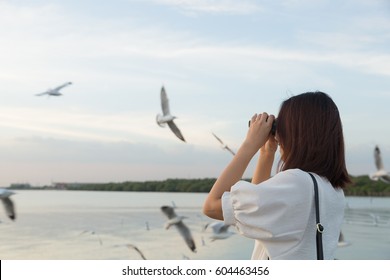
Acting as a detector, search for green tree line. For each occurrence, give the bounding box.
[9,175,390,196]
[62,175,390,196]
[345,175,390,196]
[66,178,218,193]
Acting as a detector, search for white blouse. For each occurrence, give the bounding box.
[222,168,345,260]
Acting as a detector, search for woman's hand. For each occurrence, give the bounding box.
[260,134,278,155]
[243,113,276,155]
[202,112,276,220]
[249,114,278,184]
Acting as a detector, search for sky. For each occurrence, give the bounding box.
[0,0,389,186]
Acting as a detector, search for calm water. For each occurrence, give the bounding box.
[0,190,389,260]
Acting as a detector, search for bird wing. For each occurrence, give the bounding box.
[374,146,384,170]
[225,146,236,156]
[167,121,185,142]
[35,92,49,96]
[380,175,390,184]
[209,222,228,233]
[53,82,72,92]
[212,132,224,145]
[161,205,177,219]
[1,197,15,220]
[176,221,196,252]
[127,244,147,260]
[338,231,344,243]
[160,87,170,116]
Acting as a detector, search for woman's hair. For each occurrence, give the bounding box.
[277,91,350,188]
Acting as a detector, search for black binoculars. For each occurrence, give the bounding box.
[248,119,277,135]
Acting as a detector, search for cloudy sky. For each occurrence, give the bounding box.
[0,0,389,186]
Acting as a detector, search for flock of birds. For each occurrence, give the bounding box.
[1,83,389,258]
[72,203,234,260]
[34,83,236,155]
[159,205,234,254]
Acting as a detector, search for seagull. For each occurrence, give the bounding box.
[369,145,390,183]
[212,132,235,156]
[160,205,196,252]
[35,81,72,96]
[204,221,234,241]
[0,188,16,221]
[156,86,186,142]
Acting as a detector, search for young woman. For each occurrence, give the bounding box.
[203,91,350,259]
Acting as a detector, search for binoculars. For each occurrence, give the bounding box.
[248,119,277,135]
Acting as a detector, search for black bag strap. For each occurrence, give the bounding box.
[308,173,324,260]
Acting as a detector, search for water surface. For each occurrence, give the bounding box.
[0,191,389,260]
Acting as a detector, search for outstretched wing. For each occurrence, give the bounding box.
[53,82,72,92]
[212,132,224,145]
[160,86,170,116]
[225,146,236,156]
[176,221,196,252]
[127,244,147,260]
[209,221,229,234]
[35,91,49,96]
[168,121,185,142]
[161,205,177,219]
[1,197,15,220]
[374,146,384,170]
[380,175,390,184]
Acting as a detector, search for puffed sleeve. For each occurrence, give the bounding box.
[222,169,313,243]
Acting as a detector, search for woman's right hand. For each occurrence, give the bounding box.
[243,113,276,155]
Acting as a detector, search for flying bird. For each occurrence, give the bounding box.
[156,86,185,142]
[212,132,235,156]
[0,188,16,221]
[35,81,72,96]
[369,145,390,183]
[160,205,196,252]
[204,221,234,241]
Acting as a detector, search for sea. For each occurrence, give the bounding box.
[0,190,389,260]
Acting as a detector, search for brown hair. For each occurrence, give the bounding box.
[277,91,350,188]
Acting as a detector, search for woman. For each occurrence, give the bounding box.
[203,91,350,260]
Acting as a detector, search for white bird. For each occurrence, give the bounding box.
[160,205,196,252]
[35,81,72,96]
[156,86,185,142]
[212,132,235,156]
[204,221,234,241]
[369,145,390,183]
[0,188,16,221]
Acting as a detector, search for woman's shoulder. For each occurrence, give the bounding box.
[232,169,312,193]
[270,168,312,186]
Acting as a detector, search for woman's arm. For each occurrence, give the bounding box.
[251,136,278,184]
[202,113,275,220]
